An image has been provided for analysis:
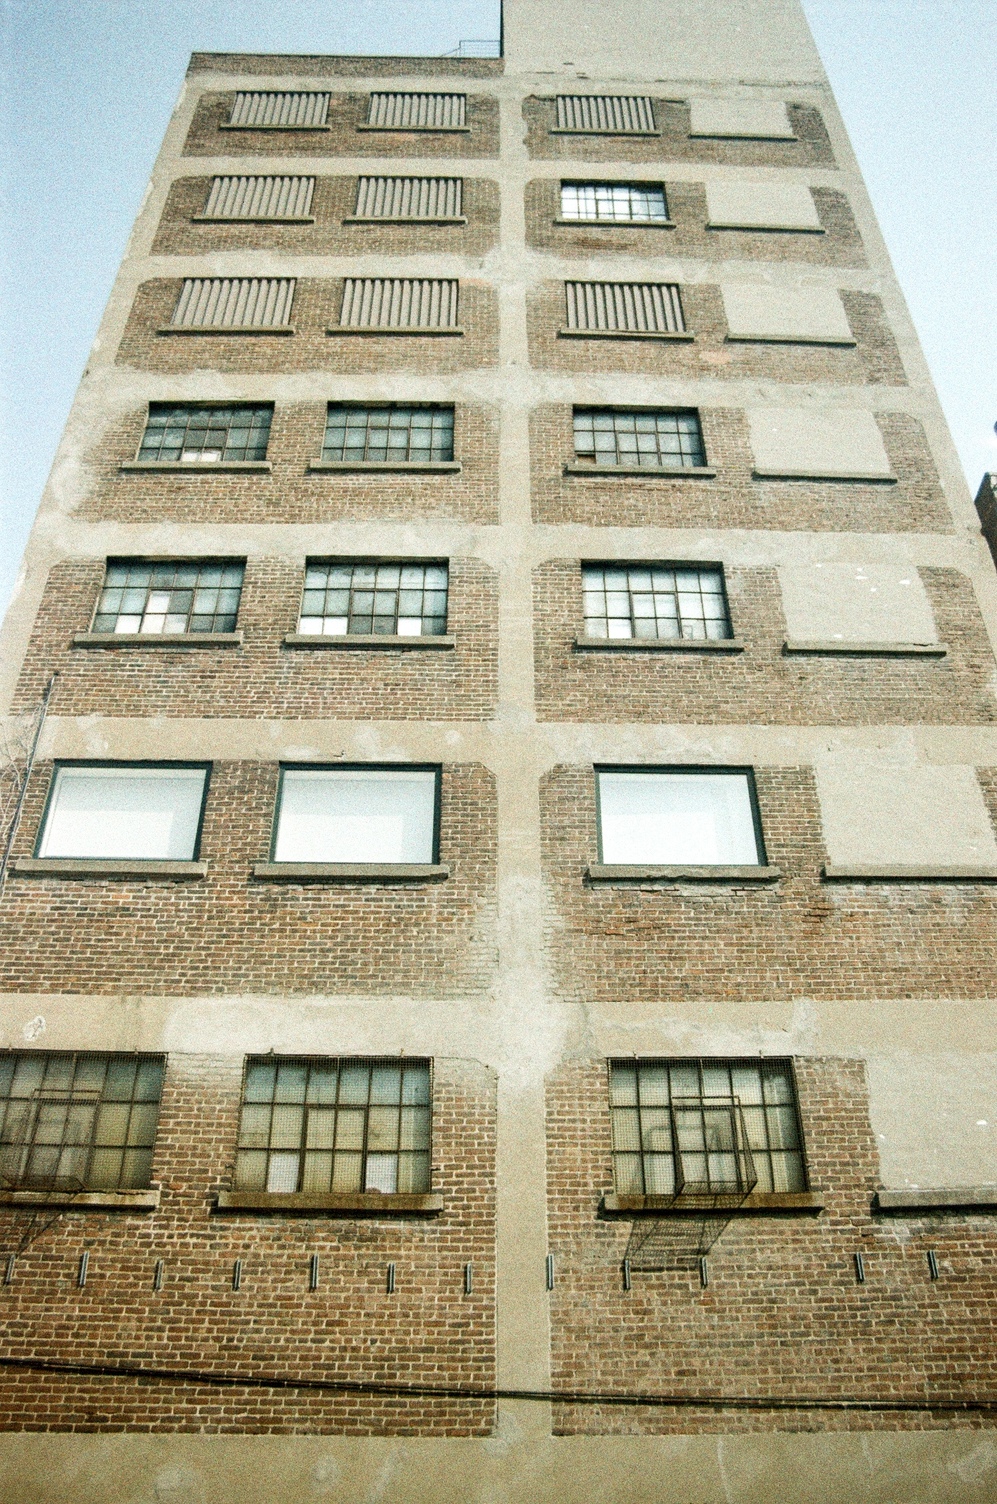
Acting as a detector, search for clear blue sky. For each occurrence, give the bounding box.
[1,0,994,624]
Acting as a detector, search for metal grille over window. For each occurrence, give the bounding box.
[561,182,669,223]
[0,1053,164,1192]
[583,564,730,641]
[338,278,459,332]
[555,95,656,134]
[299,561,448,638]
[565,282,684,335]
[235,1057,431,1196]
[93,560,244,636]
[170,278,295,330]
[322,405,454,464]
[228,91,330,128]
[609,1059,805,1200]
[137,404,273,463]
[573,409,705,469]
[354,176,462,220]
[202,176,315,221]
[366,92,466,129]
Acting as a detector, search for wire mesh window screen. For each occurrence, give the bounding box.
[0,1053,164,1192]
[555,95,656,133]
[202,176,315,220]
[229,92,330,128]
[565,282,684,334]
[235,1057,431,1195]
[322,404,454,464]
[170,279,295,329]
[137,405,273,463]
[609,1059,805,1198]
[366,92,466,129]
[93,560,244,636]
[299,561,448,637]
[354,176,463,220]
[560,182,669,222]
[573,409,705,469]
[339,278,459,330]
[582,564,730,641]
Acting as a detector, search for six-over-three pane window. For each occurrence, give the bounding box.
[573,409,706,469]
[92,560,244,636]
[595,767,766,867]
[322,404,454,464]
[234,1056,431,1195]
[299,561,448,637]
[272,767,440,864]
[582,564,731,641]
[609,1058,806,1198]
[560,182,669,223]
[0,1052,165,1192]
[137,404,272,463]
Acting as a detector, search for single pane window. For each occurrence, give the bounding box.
[38,766,207,861]
[597,769,762,866]
[273,769,437,864]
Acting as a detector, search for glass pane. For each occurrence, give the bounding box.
[338,1066,369,1104]
[238,1104,272,1149]
[401,1067,430,1106]
[399,1106,430,1150]
[266,1152,300,1193]
[367,1107,400,1152]
[613,1153,643,1194]
[396,1152,429,1193]
[88,1148,123,1190]
[269,1105,304,1150]
[244,1062,276,1102]
[274,770,437,864]
[301,1151,334,1192]
[608,1064,637,1106]
[364,1154,397,1193]
[611,1108,640,1151]
[274,1064,308,1103]
[370,1067,402,1105]
[126,1102,159,1147]
[235,1150,268,1190]
[121,1148,153,1188]
[334,1108,365,1150]
[597,771,760,866]
[305,1108,336,1149]
[331,1151,362,1191]
[94,1103,129,1146]
[39,767,207,861]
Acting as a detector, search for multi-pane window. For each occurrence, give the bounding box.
[37,765,209,861]
[0,1052,165,1192]
[561,182,669,223]
[299,561,448,637]
[574,409,706,470]
[595,768,765,867]
[322,405,454,464]
[92,560,244,636]
[582,564,731,641]
[137,404,273,464]
[609,1058,806,1197]
[272,767,439,865]
[234,1056,431,1195]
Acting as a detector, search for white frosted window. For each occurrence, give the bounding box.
[597,770,762,865]
[38,767,207,860]
[274,769,438,863]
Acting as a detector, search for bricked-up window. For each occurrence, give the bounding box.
[366,92,466,130]
[561,182,669,223]
[555,95,657,134]
[609,1059,806,1196]
[0,1052,165,1192]
[272,767,440,863]
[37,765,209,861]
[322,404,454,464]
[574,409,705,470]
[354,176,463,220]
[582,564,731,641]
[235,1057,431,1195]
[137,404,273,464]
[92,560,244,636]
[595,768,766,866]
[228,91,330,128]
[299,561,448,637]
[565,282,685,335]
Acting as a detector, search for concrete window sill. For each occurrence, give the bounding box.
[355,124,471,134]
[725,333,856,347]
[327,326,464,338]
[284,633,455,650]
[874,1188,997,1214]
[575,635,743,654]
[120,461,272,474]
[157,325,295,337]
[343,215,467,226]
[219,123,331,133]
[752,468,897,484]
[72,632,243,649]
[252,862,449,883]
[0,1187,161,1212]
[602,1191,821,1215]
[549,128,660,138]
[564,463,716,479]
[707,222,825,235]
[306,460,461,474]
[783,639,946,658]
[553,217,675,229]
[215,1190,443,1215]
[690,132,798,142]
[822,864,997,883]
[587,863,780,883]
[558,328,695,342]
[192,214,315,224]
[13,858,207,880]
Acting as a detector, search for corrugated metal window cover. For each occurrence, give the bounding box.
[170,278,296,330]
[352,177,463,221]
[564,282,685,335]
[337,279,461,333]
[201,176,315,222]
[228,92,330,128]
[364,93,467,130]
[554,95,657,135]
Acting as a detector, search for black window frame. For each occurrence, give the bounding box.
[559,180,670,223]
[297,557,450,638]
[136,402,274,464]
[572,406,707,470]
[91,557,246,637]
[269,763,443,865]
[593,764,768,867]
[580,560,733,642]
[321,402,456,464]
[34,760,212,862]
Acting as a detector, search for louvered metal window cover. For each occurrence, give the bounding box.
[564,282,685,336]
[554,95,657,134]
[228,91,330,128]
[169,278,296,331]
[201,176,315,222]
[353,176,463,222]
[365,92,467,130]
[337,278,460,333]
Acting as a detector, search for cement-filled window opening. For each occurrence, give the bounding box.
[271,767,440,864]
[595,767,766,866]
[36,764,210,861]
[322,405,454,464]
[573,409,706,469]
[560,182,669,223]
[137,404,273,464]
[582,564,731,641]
[92,560,244,636]
[234,1056,431,1195]
[298,561,448,638]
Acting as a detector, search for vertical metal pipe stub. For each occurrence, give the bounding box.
[854,1251,866,1283]
[545,1253,555,1291]
[927,1249,940,1280]
[153,1258,164,1291]
[386,1262,396,1294]
[77,1251,89,1288]
[622,1258,631,1291]
[309,1253,320,1291]
[232,1258,243,1291]
[463,1261,473,1295]
[699,1255,709,1288]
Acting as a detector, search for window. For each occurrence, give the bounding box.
[555,95,656,134]
[0,1052,165,1192]
[169,278,295,330]
[37,765,209,861]
[299,561,448,638]
[595,768,765,866]
[201,175,315,220]
[338,278,460,332]
[560,182,668,223]
[354,176,462,220]
[573,409,705,470]
[92,560,244,636]
[228,91,330,128]
[366,92,466,130]
[235,1056,431,1196]
[322,404,454,465]
[137,404,272,464]
[609,1058,806,1197]
[564,282,684,335]
[582,564,731,641]
[272,767,439,864]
